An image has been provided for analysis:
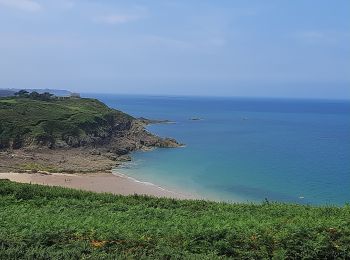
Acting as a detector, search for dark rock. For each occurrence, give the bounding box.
[189,117,202,121]
[138,117,175,125]
[118,155,132,162]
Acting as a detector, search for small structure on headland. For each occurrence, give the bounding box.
[56,92,81,100]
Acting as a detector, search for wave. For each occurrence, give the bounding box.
[111,170,180,195]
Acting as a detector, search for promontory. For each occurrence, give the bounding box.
[0,91,181,173]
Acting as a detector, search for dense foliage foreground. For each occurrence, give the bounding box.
[0,180,349,259]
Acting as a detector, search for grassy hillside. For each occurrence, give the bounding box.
[0,180,349,259]
[0,96,133,149]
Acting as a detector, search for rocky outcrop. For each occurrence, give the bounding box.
[7,113,181,152]
[0,118,182,173]
[105,120,181,155]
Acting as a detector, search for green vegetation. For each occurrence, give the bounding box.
[1,180,349,259]
[0,95,133,149]
[19,162,58,173]
[14,90,54,101]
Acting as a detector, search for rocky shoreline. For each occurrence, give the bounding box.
[0,120,182,174]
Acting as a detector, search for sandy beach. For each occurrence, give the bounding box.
[0,172,193,199]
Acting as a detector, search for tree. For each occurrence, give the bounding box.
[29,91,40,100]
[40,92,54,101]
[14,90,29,97]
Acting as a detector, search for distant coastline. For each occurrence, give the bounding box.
[0,88,73,97]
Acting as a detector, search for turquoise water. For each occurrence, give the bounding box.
[86,94,350,205]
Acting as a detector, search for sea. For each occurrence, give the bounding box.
[85,94,350,205]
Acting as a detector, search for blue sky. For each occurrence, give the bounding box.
[0,0,349,99]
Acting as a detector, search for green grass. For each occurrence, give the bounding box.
[0,97,133,149]
[0,99,18,104]
[0,180,349,259]
[19,162,59,173]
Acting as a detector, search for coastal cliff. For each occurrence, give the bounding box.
[0,95,181,172]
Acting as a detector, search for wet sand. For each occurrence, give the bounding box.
[0,172,194,199]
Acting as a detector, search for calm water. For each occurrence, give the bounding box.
[85,94,350,205]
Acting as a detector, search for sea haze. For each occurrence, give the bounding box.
[85,94,350,205]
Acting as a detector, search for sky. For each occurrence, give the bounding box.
[0,0,349,99]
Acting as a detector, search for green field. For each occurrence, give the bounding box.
[0,96,133,149]
[0,180,349,259]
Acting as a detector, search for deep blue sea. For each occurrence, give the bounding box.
[85,94,350,205]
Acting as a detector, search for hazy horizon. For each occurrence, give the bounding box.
[0,0,349,99]
[2,84,350,101]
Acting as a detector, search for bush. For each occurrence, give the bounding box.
[0,180,349,259]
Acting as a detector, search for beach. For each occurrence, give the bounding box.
[0,172,193,199]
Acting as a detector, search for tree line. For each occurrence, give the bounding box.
[14,90,54,101]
